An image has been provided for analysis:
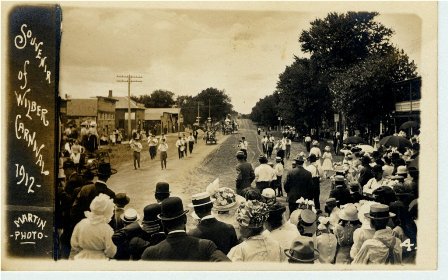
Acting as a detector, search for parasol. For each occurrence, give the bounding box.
[399,121,420,131]
[379,135,412,150]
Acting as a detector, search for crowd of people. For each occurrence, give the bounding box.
[56,120,419,265]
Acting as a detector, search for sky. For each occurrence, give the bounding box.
[59,1,423,114]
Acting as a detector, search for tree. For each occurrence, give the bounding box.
[250,93,280,126]
[195,88,233,123]
[131,90,175,108]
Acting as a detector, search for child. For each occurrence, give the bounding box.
[321,146,334,179]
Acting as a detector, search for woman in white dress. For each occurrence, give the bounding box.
[321,146,334,179]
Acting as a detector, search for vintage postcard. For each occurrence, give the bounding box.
[1,1,438,271]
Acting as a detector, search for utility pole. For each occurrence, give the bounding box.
[116,74,142,140]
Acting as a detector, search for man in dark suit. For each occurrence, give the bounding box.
[70,162,117,226]
[141,197,230,261]
[235,151,255,195]
[188,192,238,254]
[284,156,313,213]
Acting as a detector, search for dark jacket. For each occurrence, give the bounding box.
[188,217,238,254]
[284,166,313,202]
[70,181,116,226]
[112,221,166,260]
[236,161,255,191]
[330,186,353,206]
[358,165,374,188]
[141,232,230,261]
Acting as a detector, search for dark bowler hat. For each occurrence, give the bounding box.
[143,203,162,222]
[307,154,317,163]
[155,182,170,194]
[372,164,383,173]
[97,162,117,176]
[325,198,338,207]
[113,193,130,207]
[158,197,189,221]
[236,151,245,159]
[295,155,305,163]
[364,204,396,220]
[63,160,75,169]
[284,236,320,263]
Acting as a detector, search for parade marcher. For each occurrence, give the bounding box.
[155,182,171,203]
[273,157,284,197]
[284,236,320,264]
[228,200,285,262]
[182,134,188,157]
[158,138,168,170]
[316,216,337,264]
[254,155,276,192]
[321,146,334,179]
[334,204,361,264]
[352,204,402,264]
[187,133,195,154]
[175,136,185,159]
[310,140,322,170]
[71,163,117,226]
[235,151,255,196]
[141,197,230,261]
[70,193,116,260]
[129,137,142,170]
[304,135,312,152]
[188,192,238,254]
[147,134,159,160]
[284,156,313,214]
[305,154,321,211]
[193,129,199,144]
[110,193,131,231]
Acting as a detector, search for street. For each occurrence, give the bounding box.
[107,119,333,229]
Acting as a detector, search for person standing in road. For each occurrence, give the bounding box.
[305,154,321,211]
[254,155,276,192]
[285,137,292,159]
[261,135,268,155]
[284,156,313,214]
[273,157,284,197]
[266,137,274,159]
[182,134,188,157]
[304,135,312,153]
[193,129,199,144]
[158,138,169,170]
[176,136,185,159]
[238,137,248,160]
[147,134,159,160]
[235,151,255,195]
[188,133,195,154]
[130,137,142,170]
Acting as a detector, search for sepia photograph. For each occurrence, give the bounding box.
[1,0,439,271]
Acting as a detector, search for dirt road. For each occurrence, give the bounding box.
[107,119,332,229]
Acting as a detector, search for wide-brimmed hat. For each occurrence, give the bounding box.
[364,204,396,220]
[324,146,331,152]
[236,151,245,159]
[295,155,305,163]
[155,182,170,194]
[267,203,286,222]
[158,197,189,221]
[338,203,359,221]
[96,162,117,176]
[284,236,320,263]
[113,193,130,207]
[396,165,408,176]
[298,209,317,235]
[120,208,140,223]
[143,204,162,222]
[212,187,240,211]
[235,200,270,228]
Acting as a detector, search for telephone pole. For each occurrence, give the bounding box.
[116,74,142,140]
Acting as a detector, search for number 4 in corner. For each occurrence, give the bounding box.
[400,238,417,252]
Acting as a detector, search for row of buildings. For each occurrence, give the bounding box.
[60,90,183,137]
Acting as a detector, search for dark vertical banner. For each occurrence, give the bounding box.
[5,5,61,258]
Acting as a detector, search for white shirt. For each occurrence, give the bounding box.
[362,177,384,195]
[274,163,284,177]
[147,137,158,147]
[305,136,312,142]
[176,139,184,148]
[254,164,276,182]
[310,147,322,158]
[158,143,168,152]
[306,163,320,177]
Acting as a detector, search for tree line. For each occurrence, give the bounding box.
[131,87,234,126]
[250,12,418,137]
